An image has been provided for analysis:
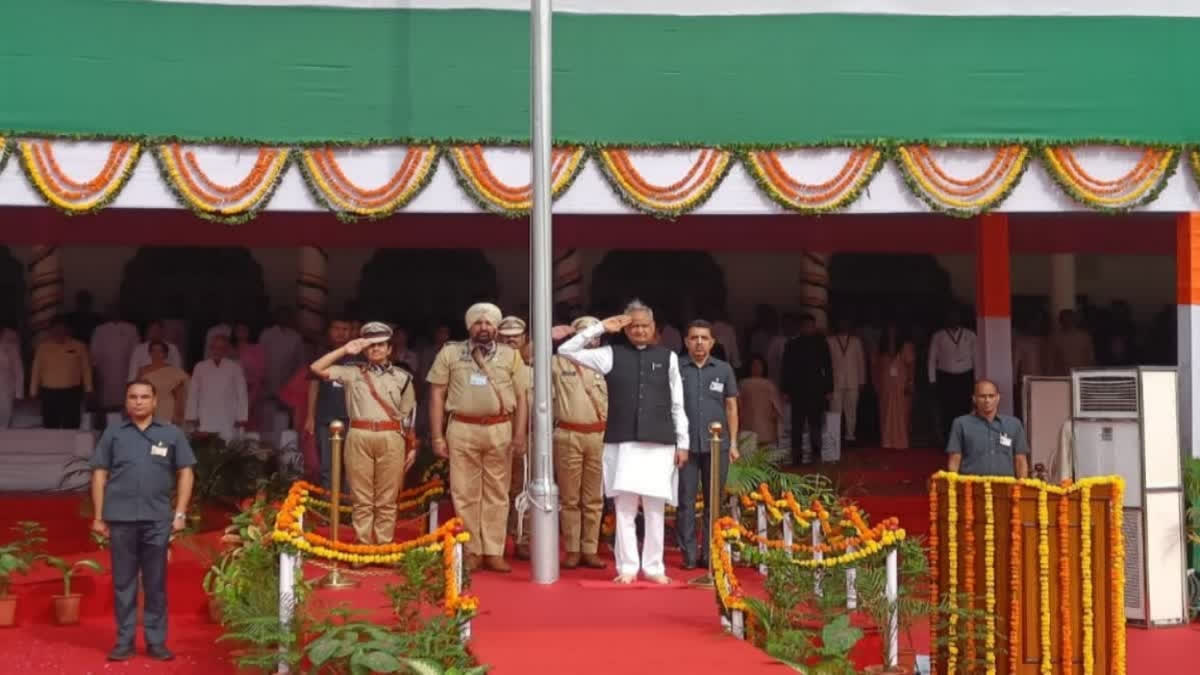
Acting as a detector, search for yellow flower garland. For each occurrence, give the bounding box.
[299,146,438,218]
[1080,484,1094,675]
[1041,146,1175,209]
[19,140,142,213]
[448,145,587,214]
[743,147,883,213]
[156,145,289,220]
[1037,489,1052,675]
[896,145,1028,214]
[596,148,732,216]
[946,477,958,673]
[1111,479,1126,675]
[983,481,997,675]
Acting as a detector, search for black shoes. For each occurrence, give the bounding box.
[107,645,135,662]
[146,644,175,661]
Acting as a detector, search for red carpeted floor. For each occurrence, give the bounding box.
[2,448,1198,673]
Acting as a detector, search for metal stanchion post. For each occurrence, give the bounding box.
[689,422,723,588]
[319,420,358,589]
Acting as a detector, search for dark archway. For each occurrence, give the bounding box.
[119,247,269,361]
[828,253,953,326]
[0,247,26,335]
[357,249,498,337]
[589,250,727,323]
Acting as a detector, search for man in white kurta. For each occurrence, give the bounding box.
[127,320,183,380]
[556,303,689,584]
[90,314,140,411]
[827,318,867,443]
[185,334,248,441]
[259,308,305,433]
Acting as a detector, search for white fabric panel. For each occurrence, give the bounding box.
[149,1,1200,19]
[3,141,1200,214]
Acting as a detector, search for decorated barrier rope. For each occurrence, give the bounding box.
[2,139,1197,221]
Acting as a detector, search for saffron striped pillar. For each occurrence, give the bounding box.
[28,245,63,346]
[1177,213,1200,459]
[297,246,328,339]
[552,248,584,315]
[974,214,1014,415]
[799,252,829,332]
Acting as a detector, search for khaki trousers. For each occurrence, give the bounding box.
[448,420,513,556]
[554,427,605,554]
[345,428,407,545]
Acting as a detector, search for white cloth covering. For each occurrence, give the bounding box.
[186,358,248,441]
[89,320,139,408]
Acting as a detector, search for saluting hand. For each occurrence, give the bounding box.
[601,315,632,333]
[551,325,575,341]
[343,338,371,355]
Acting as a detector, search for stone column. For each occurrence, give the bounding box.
[975,214,1014,415]
[552,248,584,316]
[1049,253,1076,317]
[1177,213,1200,459]
[799,252,830,332]
[28,245,63,346]
[297,246,328,340]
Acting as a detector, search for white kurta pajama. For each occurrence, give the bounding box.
[558,323,690,579]
[90,320,139,410]
[827,333,867,441]
[186,358,249,441]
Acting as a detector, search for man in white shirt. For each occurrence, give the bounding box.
[927,308,977,441]
[127,320,183,380]
[827,318,867,443]
[185,334,248,441]
[554,300,689,585]
[259,307,305,433]
[90,309,140,412]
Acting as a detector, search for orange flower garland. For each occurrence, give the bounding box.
[448,145,586,215]
[1059,489,1074,675]
[896,144,1029,215]
[743,147,883,213]
[596,148,732,216]
[19,140,142,213]
[299,145,438,220]
[1111,480,1127,675]
[156,144,289,222]
[929,479,939,675]
[1042,146,1176,210]
[963,481,976,666]
[1010,483,1022,675]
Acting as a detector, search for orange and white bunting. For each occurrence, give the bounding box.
[19,140,142,213]
[1042,145,1176,211]
[896,145,1028,215]
[447,145,586,215]
[744,147,882,213]
[156,145,290,222]
[596,148,732,216]
[299,146,438,220]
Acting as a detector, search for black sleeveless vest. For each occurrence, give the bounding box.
[603,343,675,446]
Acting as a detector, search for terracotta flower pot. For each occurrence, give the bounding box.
[863,666,906,675]
[54,594,82,625]
[0,595,16,627]
[898,647,917,671]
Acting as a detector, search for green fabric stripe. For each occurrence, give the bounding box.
[5,1,1200,145]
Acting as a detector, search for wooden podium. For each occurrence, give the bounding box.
[930,474,1126,674]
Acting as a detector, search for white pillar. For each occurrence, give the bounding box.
[277,550,297,673]
[1049,253,1077,317]
[756,504,768,575]
[885,548,899,668]
[1177,214,1200,459]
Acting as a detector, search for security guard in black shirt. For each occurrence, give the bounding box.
[90,379,196,662]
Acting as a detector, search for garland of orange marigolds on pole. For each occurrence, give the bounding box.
[1080,484,1094,675]
[155,145,290,224]
[1009,483,1022,675]
[946,476,959,673]
[448,145,587,216]
[928,477,939,675]
[983,482,997,675]
[1111,479,1126,675]
[1059,484,1074,675]
[963,481,976,666]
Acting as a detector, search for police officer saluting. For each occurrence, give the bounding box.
[310,322,417,547]
[90,379,196,662]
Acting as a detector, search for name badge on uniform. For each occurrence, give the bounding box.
[999,434,1013,447]
[470,373,488,387]
[151,442,169,457]
[709,380,724,393]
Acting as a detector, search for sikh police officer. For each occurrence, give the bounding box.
[91,379,196,662]
[428,303,528,573]
[551,316,609,569]
[311,322,417,546]
[498,315,533,560]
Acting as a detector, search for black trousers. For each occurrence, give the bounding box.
[109,520,171,647]
[40,386,83,429]
[936,370,975,437]
[676,449,731,565]
[790,394,826,464]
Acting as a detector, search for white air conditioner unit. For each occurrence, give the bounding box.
[1070,367,1188,627]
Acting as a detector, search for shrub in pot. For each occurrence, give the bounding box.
[0,544,32,627]
[41,556,104,625]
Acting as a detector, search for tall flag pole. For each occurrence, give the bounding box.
[529,0,560,585]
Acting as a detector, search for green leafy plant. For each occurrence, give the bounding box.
[854,536,933,667]
[931,591,1005,672]
[0,544,30,597]
[11,521,47,568]
[40,556,104,596]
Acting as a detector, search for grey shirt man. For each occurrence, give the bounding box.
[679,356,738,454]
[945,413,1028,477]
[91,420,197,522]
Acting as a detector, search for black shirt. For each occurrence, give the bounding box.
[90,420,196,522]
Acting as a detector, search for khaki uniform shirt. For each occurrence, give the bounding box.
[551,354,608,425]
[427,342,528,417]
[31,338,93,396]
[327,363,417,424]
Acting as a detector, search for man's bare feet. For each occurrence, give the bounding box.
[613,573,636,584]
[646,574,672,585]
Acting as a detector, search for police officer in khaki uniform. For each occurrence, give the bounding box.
[428,303,529,573]
[498,315,534,559]
[552,316,609,569]
[311,322,417,546]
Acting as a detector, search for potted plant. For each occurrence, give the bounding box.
[856,537,933,673]
[40,556,104,625]
[0,544,31,627]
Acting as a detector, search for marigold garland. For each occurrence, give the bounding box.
[1059,487,1074,675]
[984,481,997,675]
[1111,479,1127,675]
[928,478,939,675]
[297,145,439,221]
[1010,483,1022,675]
[155,145,290,224]
[946,477,959,673]
[447,145,587,216]
[18,140,141,214]
[742,147,883,214]
[963,481,977,666]
[1080,484,1094,675]
[1037,488,1052,675]
[1190,148,1200,189]
[1041,146,1177,212]
[0,137,9,175]
[595,147,733,218]
[896,145,1029,217]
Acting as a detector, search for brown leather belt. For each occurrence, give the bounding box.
[557,420,606,434]
[451,413,512,426]
[350,419,404,432]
